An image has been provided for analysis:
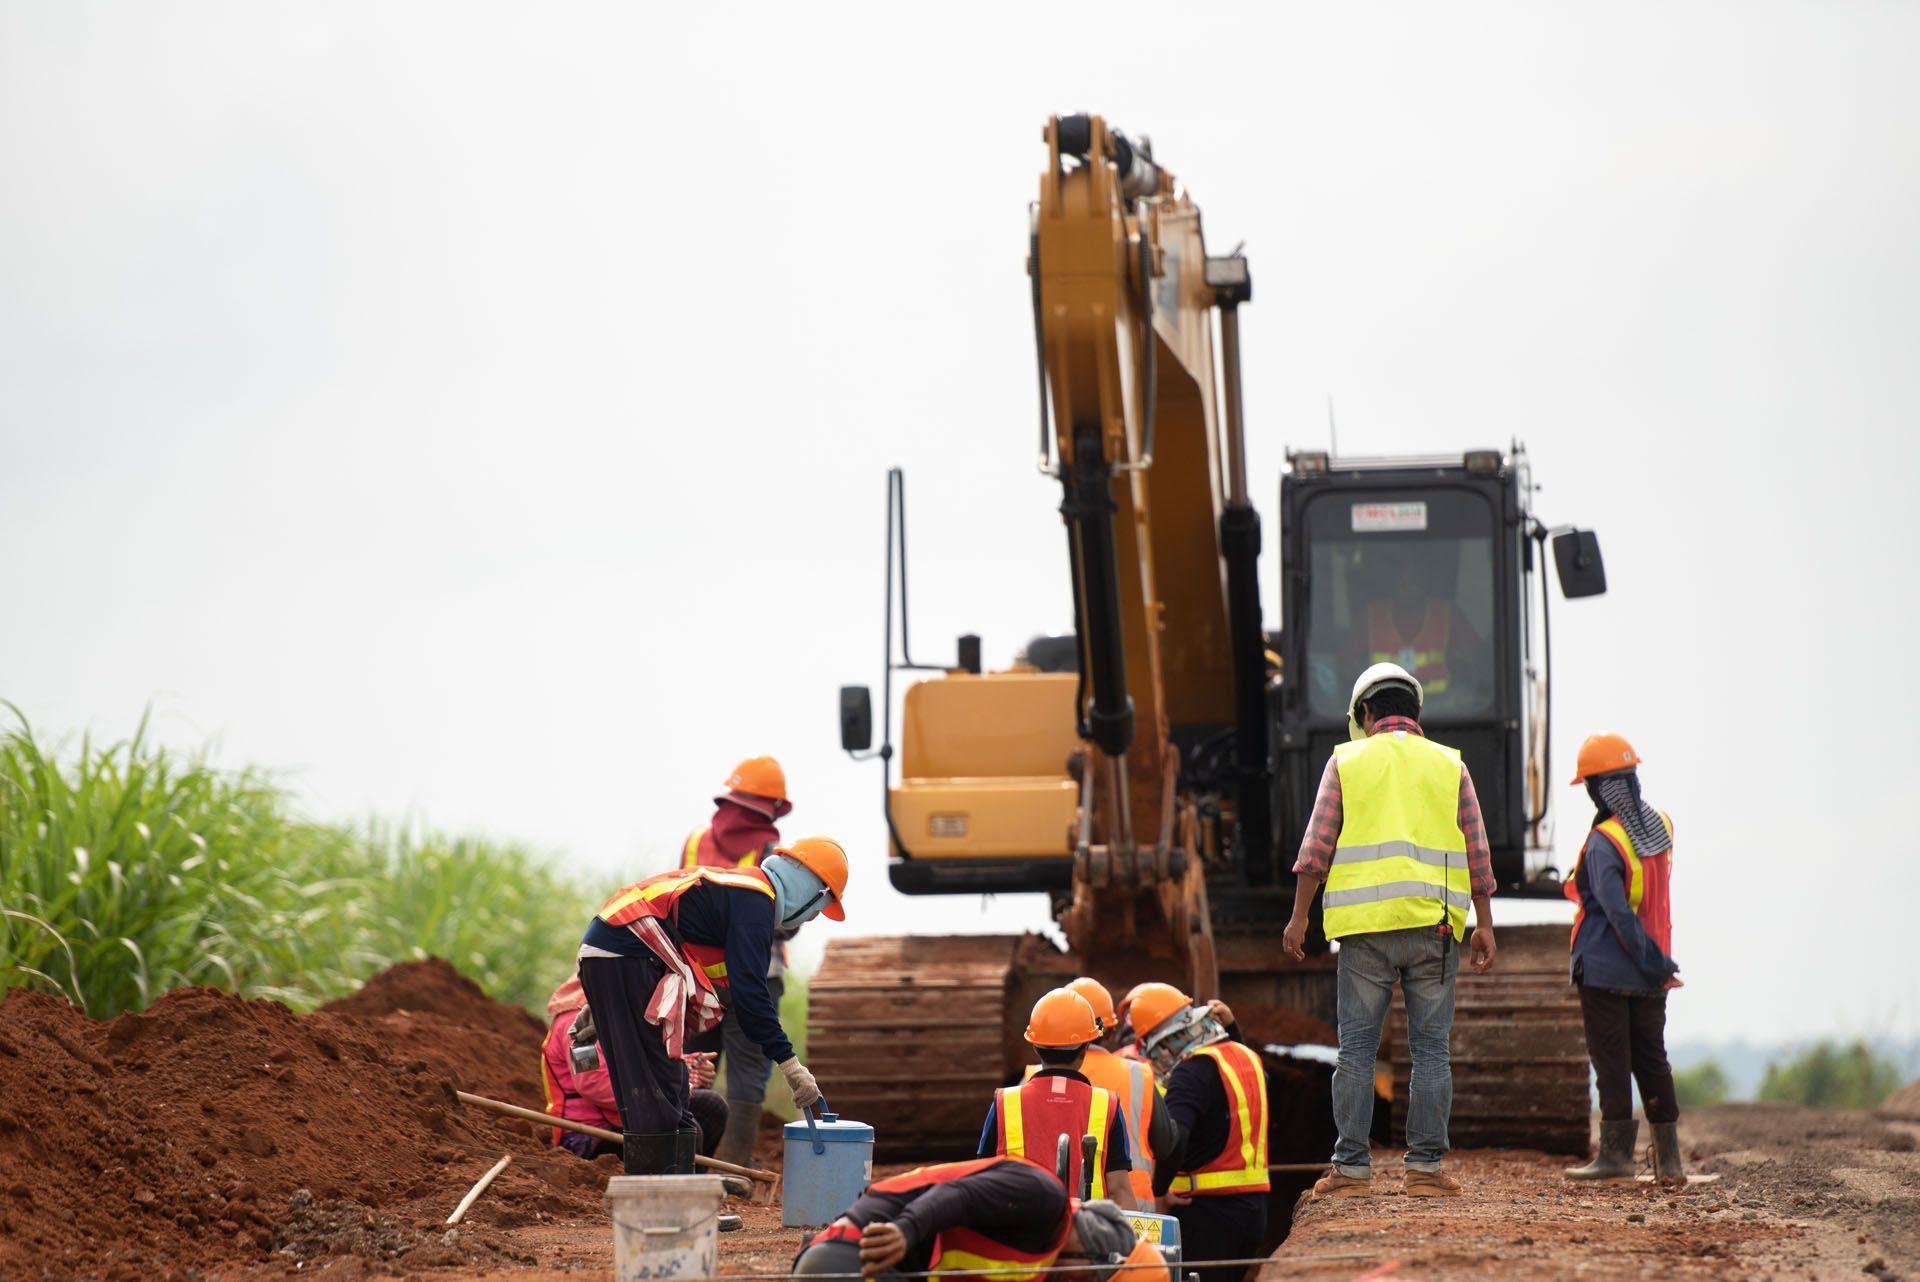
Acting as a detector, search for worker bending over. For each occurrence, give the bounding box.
[539,975,726,1160]
[1284,663,1497,1199]
[790,1154,1164,1282]
[1131,984,1269,1282]
[980,988,1140,1209]
[575,836,848,1174]
[682,756,801,1168]
[1562,733,1686,1186]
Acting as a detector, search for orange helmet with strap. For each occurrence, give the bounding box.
[1066,977,1116,1033]
[1026,988,1099,1048]
[777,836,848,921]
[1125,983,1191,1043]
[725,756,788,802]
[1570,733,1641,785]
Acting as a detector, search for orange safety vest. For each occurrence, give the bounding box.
[1169,1041,1270,1197]
[1024,1048,1157,1200]
[1368,600,1452,695]
[993,1074,1114,1200]
[598,866,775,993]
[680,825,771,870]
[1565,811,1675,955]
[868,1156,1070,1282]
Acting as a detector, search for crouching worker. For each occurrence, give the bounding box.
[790,1154,1166,1282]
[981,988,1142,1210]
[574,836,849,1174]
[1130,984,1270,1282]
[539,975,726,1160]
[1562,734,1685,1186]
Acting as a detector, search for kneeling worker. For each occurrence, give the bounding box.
[539,975,726,1160]
[978,988,1140,1210]
[1130,983,1270,1282]
[791,1154,1164,1282]
[575,836,848,1174]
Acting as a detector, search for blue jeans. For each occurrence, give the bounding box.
[1331,925,1458,1177]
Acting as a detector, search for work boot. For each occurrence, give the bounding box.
[1650,1122,1687,1187]
[716,1098,760,1169]
[1311,1170,1374,1199]
[1565,1120,1639,1181]
[622,1131,681,1175]
[1404,1169,1462,1198]
[673,1128,700,1174]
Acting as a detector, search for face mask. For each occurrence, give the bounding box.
[763,855,829,930]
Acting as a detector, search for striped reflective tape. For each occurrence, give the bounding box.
[1323,880,1472,911]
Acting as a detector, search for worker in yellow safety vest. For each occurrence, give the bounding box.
[681,756,797,1167]
[1282,663,1498,1200]
[980,989,1140,1209]
[1128,983,1268,1282]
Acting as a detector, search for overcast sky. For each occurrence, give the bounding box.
[3,2,1915,1042]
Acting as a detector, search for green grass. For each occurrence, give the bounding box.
[0,708,595,1018]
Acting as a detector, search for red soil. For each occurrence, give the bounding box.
[0,961,608,1281]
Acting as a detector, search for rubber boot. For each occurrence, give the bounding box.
[673,1128,700,1175]
[622,1131,680,1175]
[1651,1122,1687,1187]
[1564,1119,1638,1180]
[716,1099,760,1170]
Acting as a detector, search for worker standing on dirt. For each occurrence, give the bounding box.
[1129,983,1269,1282]
[790,1154,1162,1282]
[681,756,799,1169]
[980,988,1140,1209]
[1282,662,1498,1200]
[1053,977,1171,1203]
[1562,733,1685,1186]
[574,837,848,1175]
[538,975,727,1160]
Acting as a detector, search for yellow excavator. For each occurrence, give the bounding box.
[815,115,1611,1161]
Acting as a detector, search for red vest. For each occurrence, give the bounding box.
[868,1157,1069,1282]
[992,1074,1114,1199]
[1565,812,1674,955]
[1368,600,1452,694]
[1169,1041,1270,1197]
[597,866,774,993]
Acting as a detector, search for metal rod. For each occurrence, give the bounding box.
[1219,305,1249,506]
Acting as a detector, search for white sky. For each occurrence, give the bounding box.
[2,2,1915,1042]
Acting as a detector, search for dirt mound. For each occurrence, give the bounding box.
[1238,1003,1338,1047]
[0,964,604,1280]
[1882,1078,1920,1119]
[321,957,545,1047]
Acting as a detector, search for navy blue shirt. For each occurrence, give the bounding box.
[581,878,792,1062]
[1569,828,1677,994]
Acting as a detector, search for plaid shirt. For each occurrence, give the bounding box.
[1291,715,1495,898]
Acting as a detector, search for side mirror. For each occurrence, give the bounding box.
[1552,529,1608,599]
[839,686,873,753]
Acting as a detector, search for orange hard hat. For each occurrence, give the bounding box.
[1125,982,1191,1042]
[1025,987,1099,1049]
[724,756,788,803]
[1570,733,1641,785]
[778,836,848,920]
[1116,982,1152,1026]
[1118,1239,1169,1282]
[1067,977,1116,1033]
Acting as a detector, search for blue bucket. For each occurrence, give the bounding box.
[781,1103,874,1228]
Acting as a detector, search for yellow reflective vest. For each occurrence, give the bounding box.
[1322,730,1471,940]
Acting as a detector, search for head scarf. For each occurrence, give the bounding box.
[763,853,830,930]
[1589,769,1671,858]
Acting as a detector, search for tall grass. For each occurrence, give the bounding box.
[0,710,594,1018]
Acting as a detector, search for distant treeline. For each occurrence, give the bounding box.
[1676,1041,1906,1111]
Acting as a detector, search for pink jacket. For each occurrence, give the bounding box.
[541,977,619,1141]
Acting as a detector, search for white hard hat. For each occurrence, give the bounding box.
[1348,662,1423,740]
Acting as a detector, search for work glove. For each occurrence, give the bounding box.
[569,1005,597,1047]
[778,1056,821,1110]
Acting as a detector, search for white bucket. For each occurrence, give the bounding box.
[606,1174,725,1282]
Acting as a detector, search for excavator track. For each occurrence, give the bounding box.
[806,935,1024,1159]
[1383,923,1590,1155]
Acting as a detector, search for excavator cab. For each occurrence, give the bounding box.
[1273,447,1607,896]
